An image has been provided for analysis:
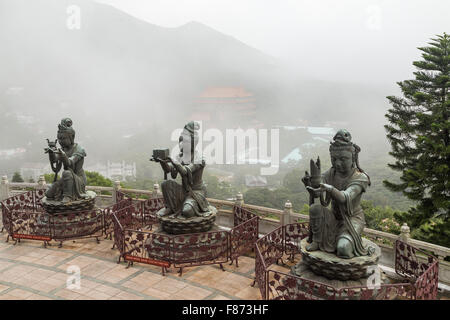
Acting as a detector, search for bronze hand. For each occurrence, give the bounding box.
[58,149,70,169]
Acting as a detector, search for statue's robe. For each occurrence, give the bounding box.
[314,168,370,256]
[46,143,87,200]
[161,154,209,217]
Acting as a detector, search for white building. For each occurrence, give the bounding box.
[85,161,136,181]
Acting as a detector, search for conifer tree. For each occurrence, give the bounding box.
[11,171,24,183]
[384,33,449,247]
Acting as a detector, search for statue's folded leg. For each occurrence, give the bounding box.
[336,214,365,259]
[307,204,337,253]
[45,179,63,200]
[181,196,199,218]
[161,180,185,215]
[336,236,354,259]
[62,170,74,202]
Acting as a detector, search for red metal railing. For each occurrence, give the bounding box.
[267,270,338,300]
[115,191,162,228]
[2,190,109,246]
[255,222,439,300]
[50,209,104,243]
[254,242,268,299]
[171,231,230,271]
[111,203,260,275]
[284,222,309,261]
[395,240,439,299]
[230,206,259,267]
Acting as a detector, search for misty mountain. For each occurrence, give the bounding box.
[0,0,392,166]
[0,0,277,116]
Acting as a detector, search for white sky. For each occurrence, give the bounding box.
[96,0,449,85]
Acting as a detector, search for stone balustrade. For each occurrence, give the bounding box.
[1,175,449,288]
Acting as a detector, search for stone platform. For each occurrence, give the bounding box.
[297,238,381,280]
[41,191,96,214]
[291,262,389,290]
[146,224,228,262]
[157,205,217,234]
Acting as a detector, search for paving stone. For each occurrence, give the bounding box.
[25,293,53,300]
[234,286,261,300]
[142,287,172,299]
[211,294,232,300]
[93,284,122,296]
[150,277,188,295]
[95,264,140,283]
[112,291,144,300]
[30,278,64,293]
[54,288,82,300]
[225,256,255,274]
[169,284,213,300]
[84,289,113,300]
[0,284,10,293]
[0,237,271,300]
[125,271,164,288]
[8,288,34,299]
[0,261,14,272]
[186,266,229,287]
[214,273,254,296]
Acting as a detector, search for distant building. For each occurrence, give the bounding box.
[277,126,336,165]
[245,175,268,187]
[190,87,262,128]
[84,161,136,181]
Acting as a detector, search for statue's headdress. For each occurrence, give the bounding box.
[329,129,370,185]
[57,118,75,140]
[183,121,200,140]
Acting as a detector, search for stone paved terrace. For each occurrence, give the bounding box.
[0,230,449,300]
[0,232,290,300]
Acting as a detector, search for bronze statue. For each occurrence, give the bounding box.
[153,121,210,219]
[152,121,216,234]
[45,118,88,203]
[302,129,374,259]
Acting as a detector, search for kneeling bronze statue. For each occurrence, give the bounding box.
[302,129,374,259]
[291,129,380,281]
[42,118,95,213]
[152,121,216,234]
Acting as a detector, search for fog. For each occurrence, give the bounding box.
[0,0,448,177]
[98,0,450,85]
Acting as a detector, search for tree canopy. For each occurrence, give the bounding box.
[12,171,24,183]
[384,33,449,247]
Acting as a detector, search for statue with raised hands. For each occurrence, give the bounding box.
[152,121,216,234]
[302,129,374,259]
[44,118,89,204]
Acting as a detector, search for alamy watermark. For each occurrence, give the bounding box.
[66,5,81,30]
[170,121,280,175]
[365,5,382,31]
[366,265,381,290]
[66,265,81,290]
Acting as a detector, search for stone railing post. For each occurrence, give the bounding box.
[235,192,244,207]
[37,175,47,190]
[0,176,10,201]
[399,223,410,243]
[153,183,160,198]
[282,200,293,226]
[112,180,121,204]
